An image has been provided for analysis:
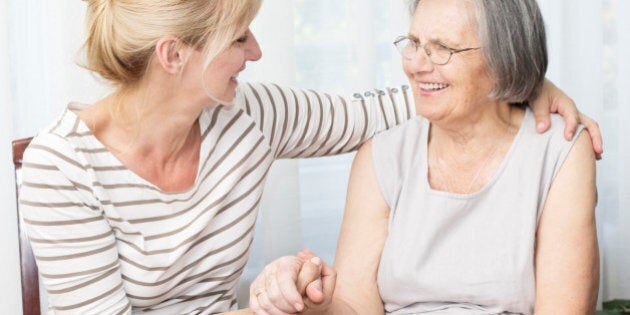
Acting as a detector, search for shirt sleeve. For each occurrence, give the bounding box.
[235,82,416,159]
[19,134,131,314]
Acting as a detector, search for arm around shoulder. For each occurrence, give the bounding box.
[535,131,599,314]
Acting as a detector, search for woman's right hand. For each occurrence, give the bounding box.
[249,250,336,315]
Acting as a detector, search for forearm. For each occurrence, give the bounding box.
[239,82,415,159]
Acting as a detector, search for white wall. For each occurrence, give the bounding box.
[0,0,21,312]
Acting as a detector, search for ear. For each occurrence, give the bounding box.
[155,36,187,75]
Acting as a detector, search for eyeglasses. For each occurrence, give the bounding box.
[393,36,480,65]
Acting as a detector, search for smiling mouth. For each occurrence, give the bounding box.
[419,82,450,91]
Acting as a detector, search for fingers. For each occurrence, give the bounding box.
[250,257,303,315]
[301,257,324,304]
[578,112,603,160]
[303,259,337,311]
[532,101,552,134]
[296,248,315,261]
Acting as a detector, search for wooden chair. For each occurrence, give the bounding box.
[12,137,41,315]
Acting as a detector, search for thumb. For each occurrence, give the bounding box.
[296,256,321,296]
[304,257,324,303]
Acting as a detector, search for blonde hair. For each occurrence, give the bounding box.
[82,0,262,87]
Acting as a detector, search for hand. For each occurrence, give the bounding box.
[249,252,335,315]
[531,79,603,160]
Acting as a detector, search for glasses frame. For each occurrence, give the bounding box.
[393,36,481,65]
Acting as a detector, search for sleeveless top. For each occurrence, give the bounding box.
[372,108,583,315]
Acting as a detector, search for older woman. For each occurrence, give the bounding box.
[251,0,599,314]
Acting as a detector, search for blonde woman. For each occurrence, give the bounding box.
[20,0,600,314]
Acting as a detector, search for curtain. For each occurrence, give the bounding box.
[1,1,627,313]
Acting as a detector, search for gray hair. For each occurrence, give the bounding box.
[409,0,548,103]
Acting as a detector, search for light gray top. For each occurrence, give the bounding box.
[372,108,583,315]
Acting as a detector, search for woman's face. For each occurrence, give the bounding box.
[404,0,495,124]
[192,29,262,104]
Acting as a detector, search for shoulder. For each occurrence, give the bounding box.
[372,116,425,156]
[24,107,99,178]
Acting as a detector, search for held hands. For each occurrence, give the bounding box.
[249,249,336,315]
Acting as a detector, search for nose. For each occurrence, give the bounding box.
[405,46,434,73]
[246,30,262,62]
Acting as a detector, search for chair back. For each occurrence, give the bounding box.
[12,137,41,315]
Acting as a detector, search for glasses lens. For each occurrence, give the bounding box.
[426,42,451,65]
[396,38,415,59]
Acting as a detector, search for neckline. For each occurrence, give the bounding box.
[65,102,210,195]
[420,108,529,199]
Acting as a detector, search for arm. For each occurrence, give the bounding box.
[530,79,603,159]
[20,137,131,314]
[247,140,388,315]
[237,82,414,159]
[307,139,389,315]
[534,131,599,314]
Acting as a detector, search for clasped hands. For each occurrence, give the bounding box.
[249,249,336,315]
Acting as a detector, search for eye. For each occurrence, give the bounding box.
[235,32,249,44]
[435,42,452,51]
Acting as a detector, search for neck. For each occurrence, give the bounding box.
[429,102,521,156]
[426,103,524,194]
[88,82,207,165]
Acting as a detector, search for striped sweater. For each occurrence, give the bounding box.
[20,82,415,314]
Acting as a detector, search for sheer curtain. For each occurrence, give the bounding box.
[1,1,628,313]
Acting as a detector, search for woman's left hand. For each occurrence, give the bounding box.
[530,79,603,160]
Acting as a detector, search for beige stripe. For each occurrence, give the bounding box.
[23,214,102,226]
[23,162,58,170]
[74,147,109,153]
[28,144,86,170]
[319,93,338,156]
[402,85,412,119]
[334,96,354,155]
[21,200,99,211]
[202,106,223,140]
[387,88,401,125]
[49,110,69,135]
[41,261,119,279]
[22,180,92,193]
[244,91,252,116]
[198,109,245,177]
[247,83,265,132]
[293,90,313,157]
[179,290,230,304]
[355,97,369,151]
[28,230,111,244]
[261,84,278,150]
[277,87,300,157]
[67,131,92,137]
[272,83,290,157]
[53,282,124,311]
[92,165,127,171]
[71,114,81,134]
[295,89,325,157]
[115,302,131,315]
[377,91,391,130]
[35,241,116,261]
[46,268,118,294]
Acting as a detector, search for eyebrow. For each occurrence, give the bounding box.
[408,33,451,45]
